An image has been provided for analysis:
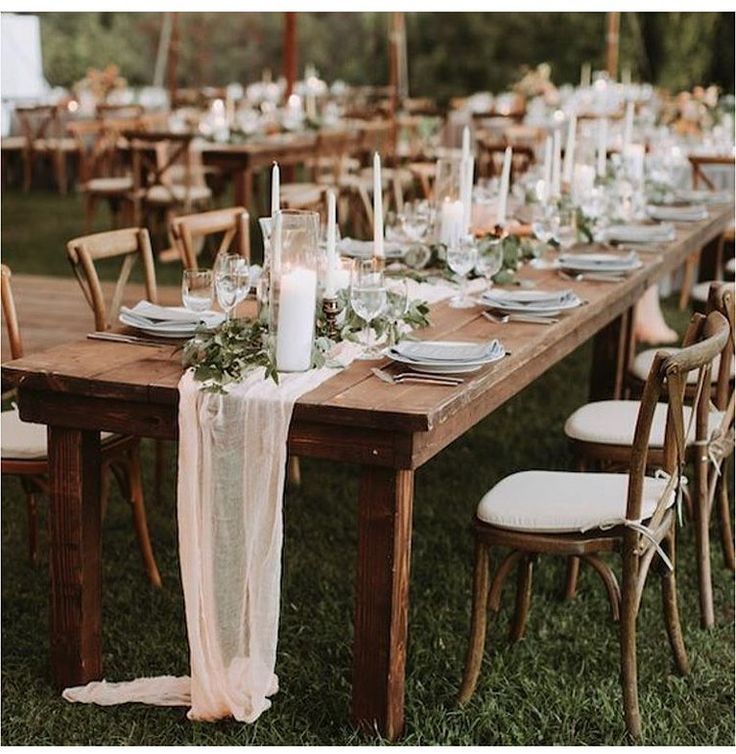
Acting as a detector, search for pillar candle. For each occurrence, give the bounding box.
[580,62,591,88]
[622,101,635,149]
[440,198,465,248]
[596,118,608,178]
[325,190,337,298]
[562,113,577,186]
[276,267,318,372]
[373,152,384,258]
[496,146,512,226]
[461,126,470,162]
[271,162,280,217]
[623,143,645,185]
[552,129,562,198]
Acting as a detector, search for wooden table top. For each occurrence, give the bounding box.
[5,203,733,470]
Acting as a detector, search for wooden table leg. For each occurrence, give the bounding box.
[352,466,414,741]
[47,426,103,690]
[589,308,632,401]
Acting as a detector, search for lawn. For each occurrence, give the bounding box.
[1,188,734,745]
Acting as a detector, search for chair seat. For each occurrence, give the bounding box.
[1,136,26,150]
[32,137,78,152]
[477,470,673,534]
[630,347,734,384]
[145,184,212,205]
[1,407,113,460]
[691,280,735,304]
[564,400,724,448]
[83,176,133,194]
[726,257,735,275]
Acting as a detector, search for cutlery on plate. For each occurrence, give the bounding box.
[371,367,463,387]
[557,271,626,283]
[87,332,175,347]
[482,311,558,325]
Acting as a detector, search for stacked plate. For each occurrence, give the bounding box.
[119,301,225,338]
[646,204,708,223]
[481,288,582,317]
[557,251,642,276]
[386,339,506,374]
[337,238,405,260]
[601,223,676,244]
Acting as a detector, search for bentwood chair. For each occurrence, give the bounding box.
[0,264,161,585]
[565,283,735,628]
[458,309,730,738]
[170,206,251,270]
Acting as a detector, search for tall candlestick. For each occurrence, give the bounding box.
[596,118,608,178]
[580,62,591,88]
[623,143,645,185]
[552,128,562,198]
[271,210,282,280]
[621,67,632,87]
[373,152,384,258]
[541,135,552,203]
[271,162,280,217]
[496,146,512,227]
[463,156,474,233]
[622,100,635,149]
[440,198,464,248]
[325,190,337,298]
[461,125,470,162]
[562,113,577,186]
[572,164,596,206]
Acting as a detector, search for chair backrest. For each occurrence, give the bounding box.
[1,264,23,360]
[706,282,735,411]
[689,155,735,190]
[170,207,250,270]
[15,104,64,144]
[66,228,158,331]
[626,310,730,538]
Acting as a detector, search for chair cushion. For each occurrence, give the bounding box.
[32,137,78,152]
[145,184,211,204]
[630,347,733,384]
[691,280,735,304]
[477,470,673,533]
[1,407,113,460]
[726,257,735,276]
[84,176,133,194]
[564,400,724,448]
[1,136,26,150]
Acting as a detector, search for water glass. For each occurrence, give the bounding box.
[475,238,503,291]
[215,254,250,320]
[385,277,409,347]
[531,204,560,246]
[182,269,214,313]
[350,259,387,359]
[446,236,478,309]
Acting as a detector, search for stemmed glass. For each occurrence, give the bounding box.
[446,235,478,309]
[532,204,560,246]
[182,269,214,313]
[475,238,503,292]
[214,254,250,321]
[385,277,409,347]
[350,259,387,359]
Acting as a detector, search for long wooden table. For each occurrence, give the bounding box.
[3,203,732,739]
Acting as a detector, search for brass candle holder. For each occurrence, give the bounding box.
[322,296,340,340]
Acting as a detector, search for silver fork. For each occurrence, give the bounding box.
[482,311,558,325]
[371,367,463,386]
[557,270,626,283]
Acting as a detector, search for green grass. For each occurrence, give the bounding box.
[1,188,734,745]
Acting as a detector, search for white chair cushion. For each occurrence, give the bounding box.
[726,257,735,275]
[2,407,113,460]
[630,348,734,384]
[691,280,735,304]
[477,470,673,534]
[84,176,133,193]
[145,184,211,204]
[564,400,724,448]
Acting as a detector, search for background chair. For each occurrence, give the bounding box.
[1,264,160,585]
[170,206,251,270]
[458,309,730,738]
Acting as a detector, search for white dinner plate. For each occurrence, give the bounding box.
[557,252,642,274]
[482,290,582,315]
[385,340,506,374]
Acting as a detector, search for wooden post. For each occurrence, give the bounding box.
[166,12,180,107]
[47,427,103,689]
[606,11,621,80]
[352,466,414,741]
[388,13,399,114]
[283,12,298,101]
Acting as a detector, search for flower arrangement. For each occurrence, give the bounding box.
[657,85,729,135]
[74,64,127,103]
[513,63,557,101]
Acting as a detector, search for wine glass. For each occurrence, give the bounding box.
[532,204,560,246]
[182,269,214,313]
[475,238,503,292]
[385,277,409,347]
[215,254,250,321]
[350,259,387,360]
[446,235,478,309]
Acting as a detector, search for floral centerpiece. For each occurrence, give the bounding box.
[73,64,127,104]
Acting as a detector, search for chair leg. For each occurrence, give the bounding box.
[55,150,68,195]
[620,580,641,739]
[716,473,735,572]
[125,446,162,588]
[458,539,490,705]
[693,481,715,630]
[23,487,39,566]
[22,152,32,192]
[288,456,302,487]
[660,526,690,675]
[84,193,97,235]
[678,253,698,311]
[509,554,534,641]
[154,439,165,506]
[564,556,580,601]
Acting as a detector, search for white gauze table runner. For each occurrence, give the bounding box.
[62,276,472,721]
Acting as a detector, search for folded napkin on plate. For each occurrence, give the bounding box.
[393,340,499,363]
[559,252,639,268]
[120,301,221,328]
[602,224,676,243]
[482,289,573,307]
[646,205,708,222]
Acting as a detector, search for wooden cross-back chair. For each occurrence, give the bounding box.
[15,104,79,194]
[475,133,535,181]
[678,155,736,310]
[170,206,251,270]
[96,103,145,121]
[0,264,160,585]
[66,227,157,332]
[458,309,731,738]
[564,282,735,629]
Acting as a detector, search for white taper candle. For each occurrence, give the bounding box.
[562,113,577,186]
[623,101,635,149]
[373,152,384,258]
[325,190,337,298]
[271,162,280,217]
[552,128,562,198]
[496,146,512,227]
[596,118,608,178]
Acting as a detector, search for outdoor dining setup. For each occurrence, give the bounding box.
[1,9,734,747]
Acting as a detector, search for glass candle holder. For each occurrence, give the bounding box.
[434,156,465,247]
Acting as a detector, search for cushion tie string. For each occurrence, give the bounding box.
[581,518,673,572]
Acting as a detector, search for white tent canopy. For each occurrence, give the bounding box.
[1,13,49,101]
